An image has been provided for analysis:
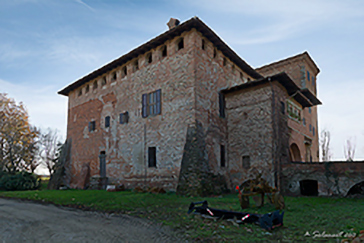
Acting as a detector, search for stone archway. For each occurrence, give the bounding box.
[289,143,301,161]
[347,181,364,196]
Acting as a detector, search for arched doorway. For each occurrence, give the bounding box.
[289,143,301,161]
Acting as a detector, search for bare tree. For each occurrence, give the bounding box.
[344,137,356,161]
[320,129,332,161]
[39,128,61,176]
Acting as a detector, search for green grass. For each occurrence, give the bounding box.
[0,189,363,242]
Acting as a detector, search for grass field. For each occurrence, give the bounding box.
[0,188,363,242]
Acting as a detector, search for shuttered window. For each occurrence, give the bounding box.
[142,89,162,118]
[119,112,129,124]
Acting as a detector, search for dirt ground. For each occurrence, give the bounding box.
[0,198,183,242]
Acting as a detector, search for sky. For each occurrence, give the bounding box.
[0,0,363,161]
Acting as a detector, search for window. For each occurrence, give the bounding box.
[213,48,217,58]
[309,107,311,113]
[146,52,152,64]
[280,101,285,114]
[286,101,302,121]
[219,92,225,118]
[142,89,162,118]
[303,118,306,126]
[247,78,251,82]
[105,116,110,128]
[309,124,312,132]
[223,57,227,66]
[93,81,98,90]
[133,60,139,71]
[122,66,127,78]
[313,126,315,136]
[78,89,82,96]
[312,76,315,85]
[148,147,156,167]
[177,38,184,50]
[101,77,107,86]
[242,156,250,169]
[161,45,167,57]
[111,72,117,81]
[220,145,225,167]
[88,121,96,132]
[85,85,89,93]
[240,72,243,80]
[119,112,129,124]
[232,65,235,73]
[307,71,310,81]
[201,39,205,50]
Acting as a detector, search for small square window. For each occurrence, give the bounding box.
[161,45,167,57]
[148,147,156,167]
[119,112,129,124]
[133,60,139,71]
[146,53,152,64]
[111,72,117,81]
[105,116,110,128]
[177,38,184,50]
[242,156,250,169]
[88,121,96,132]
[101,77,107,86]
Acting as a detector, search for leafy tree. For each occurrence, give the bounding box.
[0,93,39,173]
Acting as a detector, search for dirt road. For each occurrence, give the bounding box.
[0,198,182,242]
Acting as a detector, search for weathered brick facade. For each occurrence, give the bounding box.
[256,53,320,162]
[59,17,321,193]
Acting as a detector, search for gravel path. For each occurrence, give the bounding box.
[0,198,183,243]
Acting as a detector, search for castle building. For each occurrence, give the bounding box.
[58,17,321,192]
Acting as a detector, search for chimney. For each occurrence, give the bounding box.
[167,18,180,30]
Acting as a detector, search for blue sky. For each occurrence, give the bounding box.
[1,0,363,160]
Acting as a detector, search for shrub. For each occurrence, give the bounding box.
[0,171,41,191]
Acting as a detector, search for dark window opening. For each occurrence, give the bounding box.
[247,78,251,82]
[300,180,318,196]
[177,38,184,50]
[122,66,127,77]
[161,45,167,57]
[303,118,306,126]
[307,71,310,81]
[93,81,98,90]
[220,145,225,167]
[85,85,89,93]
[240,72,243,80]
[213,48,217,58]
[219,92,225,118]
[101,77,107,86]
[133,60,139,71]
[309,107,311,113]
[146,52,152,64]
[78,89,82,96]
[309,124,312,132]
[119,112,129,124]
[242,156,250,169]
[105,116,110,128]
[148,147,157,167]
[347,181,364,196]
[201,39,205,50]
[232,65,235,73]
[112,72,117,81]
[88,121,96,132]
[280,101,285,114]
[142,89,162,118]
[223,57,227,66]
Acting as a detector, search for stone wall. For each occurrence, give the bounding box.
[281,161,364,196]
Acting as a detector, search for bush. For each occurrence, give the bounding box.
[0,171,41,191]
